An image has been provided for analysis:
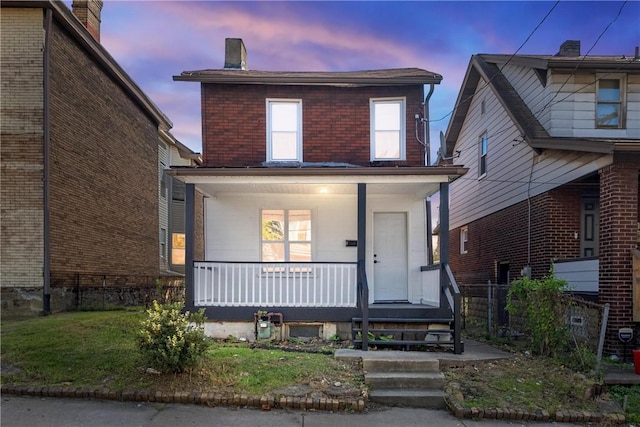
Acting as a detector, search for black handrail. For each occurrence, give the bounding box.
[357,260,369,351]
[443,262,463,354]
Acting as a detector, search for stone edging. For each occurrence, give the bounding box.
[0,384,366,413]
[446,398,626,424]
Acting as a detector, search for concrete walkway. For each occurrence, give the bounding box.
[0,395,580,427]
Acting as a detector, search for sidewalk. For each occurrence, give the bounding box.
[1,395,581,427]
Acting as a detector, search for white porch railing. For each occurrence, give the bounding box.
[420,264,440,305]
[193,262,358,307]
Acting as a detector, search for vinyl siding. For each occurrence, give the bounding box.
[450,78,614,230]
[204,192,432,304]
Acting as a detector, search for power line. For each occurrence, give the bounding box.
[429,1,560,124]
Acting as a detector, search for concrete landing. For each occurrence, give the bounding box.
[335,338,511,366]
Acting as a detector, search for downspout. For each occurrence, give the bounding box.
[43,8,53,315]
[423,83,435,166]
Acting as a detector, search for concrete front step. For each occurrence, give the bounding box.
[368,389,448,409]
[363,357,440,373]
[365,372,444,390]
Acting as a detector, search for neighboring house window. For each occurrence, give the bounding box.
[261,209,312,262]
[460,226,468,254]
[370,98,406,161]
[596,75,625,128]
[172,233,185,265]
[160,228,167,259]
[266,99,302,162]
[480,99,486,115]
[479,133,488,178]
[160,162,167,198]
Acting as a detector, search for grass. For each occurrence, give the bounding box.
[0,309,363,397]
[609,385,640,424]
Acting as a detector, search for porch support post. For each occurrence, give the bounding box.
[439,182,450,266]
[439,181,450,309]
[357,183,368,350]
[357,183,366,265]
[184,183,195,312]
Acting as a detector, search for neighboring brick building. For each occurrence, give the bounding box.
[443,41,640,354]
[1,0,199,315]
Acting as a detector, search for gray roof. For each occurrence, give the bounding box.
[174,67,442,86]
[443,53,640,158]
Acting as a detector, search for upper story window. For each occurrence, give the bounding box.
[266,99,302,162]
[370,98,406,161]
[160,161,167,198]
[596,75,625,129]
[261,209,312,262]
[479,132,488,178]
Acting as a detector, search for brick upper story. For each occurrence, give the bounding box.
[200,83,427,167]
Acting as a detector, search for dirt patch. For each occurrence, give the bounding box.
[443,353,623,415]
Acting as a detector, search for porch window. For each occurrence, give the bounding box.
[596,75,625,128]
[479,133,488,178]
[261,209,312,264]
[266,99,302,162]
[460,226,468,254]
[370,98,406,161]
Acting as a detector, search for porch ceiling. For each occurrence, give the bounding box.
[168,166,468,198]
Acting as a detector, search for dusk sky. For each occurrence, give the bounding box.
[72,1,639,160]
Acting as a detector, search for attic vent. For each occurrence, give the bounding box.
[556,40,581,57]
[224,38,248,70]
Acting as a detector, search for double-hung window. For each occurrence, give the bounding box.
[479,133,488,178]
[460,226,468,254]
[370,98,406,161]
[261,209,312,263]
[596,75,625,129]
[266,99,302,162]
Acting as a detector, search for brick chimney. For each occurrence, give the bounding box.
[556,40,581,57]
[224,38,247,70]
[72,0,103,42]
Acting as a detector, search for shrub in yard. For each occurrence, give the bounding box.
[506,272,569,357]
[138,301,208,373]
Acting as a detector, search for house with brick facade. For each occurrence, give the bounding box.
[1,0,197,315]
[442,40,640,354]
[170,38,467,352]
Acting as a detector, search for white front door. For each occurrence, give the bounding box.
[373,212,408,302]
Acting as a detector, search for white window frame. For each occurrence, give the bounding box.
[478,132,488,179]
[460,226,468,254]
[261,209,312,263]
[596,74,626,129]
[370,97,406,161]
[266,99,303,162]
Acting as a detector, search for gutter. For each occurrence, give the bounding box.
[43,7,52,315]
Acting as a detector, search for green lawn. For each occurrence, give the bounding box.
[0,309,363,395]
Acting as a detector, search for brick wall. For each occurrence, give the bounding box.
[598,155,639,354]
[449,186,584,285]
[1,9,45,288]
[47,19,160,283]
[201,84,425,167]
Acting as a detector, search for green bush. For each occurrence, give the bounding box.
[138,301,208,373]
[506,272,569,357]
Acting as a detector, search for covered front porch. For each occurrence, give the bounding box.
[171,166,467,353]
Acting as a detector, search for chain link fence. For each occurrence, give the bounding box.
[459,282,607,356]
[50,272,185,311]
